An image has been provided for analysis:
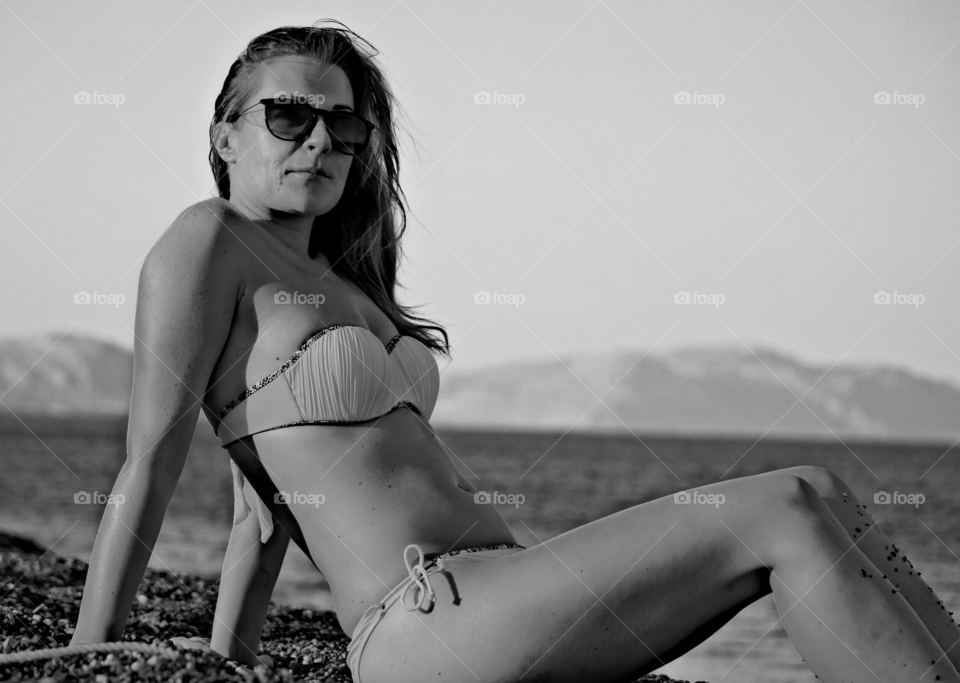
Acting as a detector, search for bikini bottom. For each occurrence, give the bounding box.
[345,542,526,683]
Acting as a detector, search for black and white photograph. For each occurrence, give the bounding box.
[1,2,959,681]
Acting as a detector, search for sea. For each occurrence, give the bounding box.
[1,414,958,683]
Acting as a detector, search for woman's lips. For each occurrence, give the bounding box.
[288,171,327,180]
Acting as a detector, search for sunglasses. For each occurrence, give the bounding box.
[235,97,375,155]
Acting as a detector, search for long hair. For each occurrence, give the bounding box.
[208,20,449,356]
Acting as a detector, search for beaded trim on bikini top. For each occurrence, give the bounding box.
[212,323,439,441]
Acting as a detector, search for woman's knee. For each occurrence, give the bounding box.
[744,473,846,569]
[747,470,820,507]
[775,466,849,501]
[714,470,826,519]
[748,472,834,533]
[720,472,831,566]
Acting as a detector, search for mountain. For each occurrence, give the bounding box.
[432,345,960,443]
[0,332,132,415]
[0,332,957,443]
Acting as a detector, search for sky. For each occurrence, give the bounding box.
[1,0,959,386]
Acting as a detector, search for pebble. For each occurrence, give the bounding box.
[0,533,703,683]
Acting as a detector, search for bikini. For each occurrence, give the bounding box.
[345,543,526,683]
[212,323,442,543]
[211,323,526,682]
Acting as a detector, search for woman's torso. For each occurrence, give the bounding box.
[199,201,517,635]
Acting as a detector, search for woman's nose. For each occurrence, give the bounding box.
[303,116,333,153]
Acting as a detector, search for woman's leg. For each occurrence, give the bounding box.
[779,465,960,671]
[359,471,960,683]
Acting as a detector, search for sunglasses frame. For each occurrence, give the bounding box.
[235,97,375,155]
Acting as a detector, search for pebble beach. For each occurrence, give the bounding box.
[0,531,703,683]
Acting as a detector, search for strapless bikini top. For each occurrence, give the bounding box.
[213,323,441,543]
[213,323,440,447]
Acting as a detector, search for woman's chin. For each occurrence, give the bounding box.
[278,193,338,217]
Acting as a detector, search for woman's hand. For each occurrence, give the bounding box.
[169,635,215,654]
[169,636,274,670]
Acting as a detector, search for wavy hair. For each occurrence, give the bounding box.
[208,20,449,356]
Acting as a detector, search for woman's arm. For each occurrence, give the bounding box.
[209,479,291,666]
[71,199,240,643]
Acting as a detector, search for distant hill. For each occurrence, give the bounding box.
[0,332,132,415]
[1,332,957,443]
[432,346,960,443]
[432,345,960,443]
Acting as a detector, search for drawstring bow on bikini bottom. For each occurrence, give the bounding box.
[400,544,446,611]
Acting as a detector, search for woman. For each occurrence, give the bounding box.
[71,21,960,683]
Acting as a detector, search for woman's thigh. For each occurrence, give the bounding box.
[359,470,819,683]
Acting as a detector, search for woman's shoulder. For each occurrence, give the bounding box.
[164,197,251,242]
[145,198,253,273]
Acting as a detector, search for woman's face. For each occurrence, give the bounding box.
[222,56,357,218]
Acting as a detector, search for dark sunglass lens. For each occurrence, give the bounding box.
[263,102,369,151]
[266,103,313,139]
[328,114,369,153]
[329,114,367,142]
